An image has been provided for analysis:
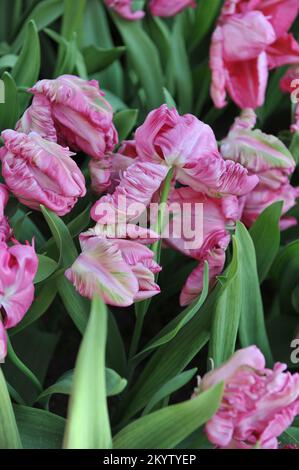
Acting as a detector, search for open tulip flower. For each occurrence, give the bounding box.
[210,0,299,109]
[0,130,86,216]
[195,346,299,449]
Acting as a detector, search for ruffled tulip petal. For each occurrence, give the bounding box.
[65,238,139,307]
[104,0,145,20]
[0,130,86,216]
[16,95,57,141]
[210,27,228,109]
[91,161,168,223]
[0,322,7,363]
[256,0,299,37]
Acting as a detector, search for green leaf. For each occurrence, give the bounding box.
[34,255,58,284]
[270,240,299,314]
[11,20,40,111]
[10,281,57,336]
[44,28,77,76]
[82,45,126,74]
[0,370,22,449]
[236,222,273,364]
[114,382,223,449]
[41,205,78,266]
[57,275,90,334]
[0,71,19,131]
[280,427,299,446]
[142,368,198,416]
[11,0,64,52]
[0,54,18,69]
[250,202,282,282]
[113,109,138,141]
[112,13,164,109]
[146,16,171,68]
[106,311,127,377]
[170,15,193,113]
[163,87,177,108]
[120,286,218,420]
[60,0,86,42]
[189,0,222,50]
[37,367,127,402]
[14,405,65,449]
[290,131,299,164]
[134,262,209,362]
[63,297,112,449]
[209,237,241,367]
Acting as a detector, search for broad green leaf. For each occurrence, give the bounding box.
[194,61,211,116]
[44,28,77,76]
[37,367,127,402]
[10,281,57,336]
[250,201,282,282]
[11,0,64,52]
[41,205,77,266]
[290,131,299,164]
[189,0,222,50]
[63,297,112,449]
[60,0,86,42]
[146,16,171,70]
[280,427,299,446]
[0,72,19,131]
[236,223,273,364]
[106,311,127,377]
[112,13,164,109]
[170,15,193,113]
[14,405,65,449]
[257,67,287,125]
[270,240,299,313]
[142,368,198,416]
[113,109,138,141]
[7,382,25,406]
[104,89,127,112]
[11,20,40,111]
[209,238,240,367]
[0,370,22,449]
[82,45,126,74]
[56,275,89,334]
[82,0,124,97]
[114,382,223,449]
[134,262,209,362]
[34,255,58,284]
[0,54,18,69]
[120,286,218,420]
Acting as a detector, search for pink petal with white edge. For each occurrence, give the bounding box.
[65,237,139,307]
[210,26,227,109]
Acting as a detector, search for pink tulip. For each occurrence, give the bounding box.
[28,75,118,159]
[166,187,239,306]
[91,160,168,224]
[134,105,258,196]
[0,240,38,361]
[149,0,196,17]
[89,141,136,195]
[221,109,299,228]
[0,130,86,216]
[104,0,145,20]
[0,184,11,242]
[210,0,299,109]
[65,232,161,307]
[280,66,299,132]
[194,346,299,449]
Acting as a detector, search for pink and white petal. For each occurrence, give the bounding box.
[217,160,259,196]
[257,0,299,37]
[209,26,228,109]
[267,33,299,69]
[132,263,161,302]
[65,238,139,307]
[221,12,275,62]
[205,414,235,448]
[226,51,269,109]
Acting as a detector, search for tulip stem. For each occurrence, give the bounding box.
[128,167,174,364]
[151,166,175,265]
[7,336,43,394]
